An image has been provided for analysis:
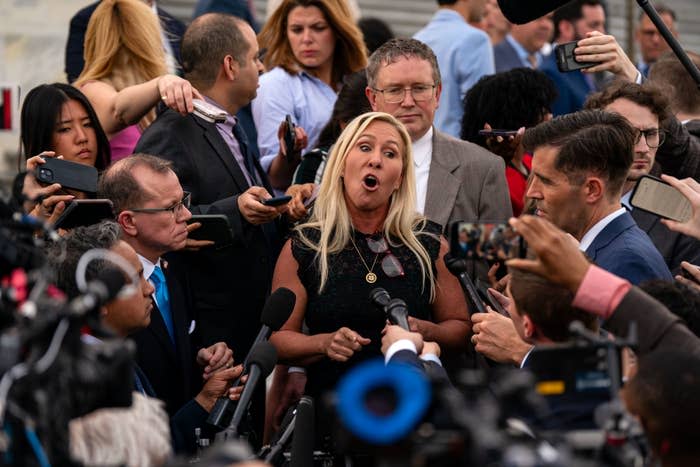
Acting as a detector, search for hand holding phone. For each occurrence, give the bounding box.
[35,158,98,193]
[193,99,227,123]
[283,115,297,157]
[478,129,519,138]
[555,41,596,73]
[630,175,692,222]
[261,195,292,207]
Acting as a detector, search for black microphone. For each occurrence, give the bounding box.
[497,0,570,24]
[208,287,296,428]
[370,287,391,309]
[290,396,314,467]
[444,254,487,314]
[386,298,410,331]
[68,267,126,316]
[222,340,277,438]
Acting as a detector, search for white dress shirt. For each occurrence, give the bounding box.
[413,127,434,215]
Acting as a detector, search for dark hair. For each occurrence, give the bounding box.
[522,110,635,196]
[47,220,121,299]
[637,3,676,22]
[98,153,173,215]
[624,351,700,461]
[358,17,395,55]
[649,51,700,116]
[461,68,557,147]
[367,38,441,89]
[552,0,606,40]
[639,280,700,338]
[20,83,111,171]
[181,13,249,89]
[583,80,672,127]
[316,71,371,148]
[509,265,598,342]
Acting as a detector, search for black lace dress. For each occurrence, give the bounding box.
[291,220,442,399]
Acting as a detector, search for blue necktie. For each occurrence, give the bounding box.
[150,265,175,345]
[232,122,260,186]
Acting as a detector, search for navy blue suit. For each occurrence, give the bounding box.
[585,211,672,285]
[493,39,526,73]
[64,1,186,83]
[389,349,451,386]
[540,52,595,116]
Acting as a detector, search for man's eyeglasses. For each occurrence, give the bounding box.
[372,84,436,104]
[129,192,191,216]
[367,237,404,278]
[634,128,666,148]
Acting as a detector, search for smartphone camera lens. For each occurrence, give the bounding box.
[39,168,53,181]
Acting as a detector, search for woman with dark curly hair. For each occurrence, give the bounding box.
[461,68,557,215]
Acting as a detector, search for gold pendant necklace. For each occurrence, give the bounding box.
[349,234,379,284]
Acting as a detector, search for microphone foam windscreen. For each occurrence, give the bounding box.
[261,287,296,330]
[248,340,278,377]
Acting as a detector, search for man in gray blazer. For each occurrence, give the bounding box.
[365,38,512,233]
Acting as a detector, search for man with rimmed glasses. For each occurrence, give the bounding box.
[98,154,235,422]
[584,80,700,275]
[365,37,512,233]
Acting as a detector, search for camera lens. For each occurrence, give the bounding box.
[39,168,52,181]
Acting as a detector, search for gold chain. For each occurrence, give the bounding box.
[349,234,380,284]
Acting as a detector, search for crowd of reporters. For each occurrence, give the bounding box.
[2,0,700,465]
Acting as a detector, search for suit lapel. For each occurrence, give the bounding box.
[424,131,461,229]
[585,212,635,260]
[194,115,251,193]
[163,266,193,373]
[148,301,178,362]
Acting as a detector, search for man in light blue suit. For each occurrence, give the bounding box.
[414,0,494,137]
[524,110,672,285]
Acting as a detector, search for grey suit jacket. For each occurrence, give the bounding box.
[424,130,513,232]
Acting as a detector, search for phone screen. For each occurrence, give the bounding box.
[450,221,525,263]
[630,176,692,222]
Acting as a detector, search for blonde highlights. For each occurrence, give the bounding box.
[258,0,367,87]
[295,112,437,299]
[76,0,167,129]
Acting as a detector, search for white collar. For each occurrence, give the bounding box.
[412,127,433,167]
[578,207,626,252]
[621,190,632,211]
[137,254,162,281]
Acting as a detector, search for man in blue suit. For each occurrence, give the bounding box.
[540,0,606,116]
[524,110,672,285]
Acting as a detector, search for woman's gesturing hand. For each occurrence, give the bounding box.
[324,327,370,362]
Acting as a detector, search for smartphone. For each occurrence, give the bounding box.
[450,221,526,263]
[261,195,292,207]
[555,41,596,73]
[187,214,234,249]
[193,99,227,123]
[475,280,509,316]
[53,199,114,230]
[283,115,296,155]
[478,129,519,137]
[630,175,692,223]
[35,158,98,193]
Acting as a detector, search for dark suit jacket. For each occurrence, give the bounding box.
[64,1,186,83]
[656,117,700,182]
[585,211,672,285]
[134,108,280,361]
[631,207,700,275]
[425,130,513,232]
[493,38,526,73]
[131,254,199,417]
[540,52,595,116]
[389,349,451,385]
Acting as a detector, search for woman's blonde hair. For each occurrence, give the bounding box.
[76,0,167,129]
[296,112,437,299]
[258,0,367,87]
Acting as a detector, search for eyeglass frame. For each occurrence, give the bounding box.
[371,84,437,104]
[633,128,666,149]
[366,237,405,278]
[127,191,191,216]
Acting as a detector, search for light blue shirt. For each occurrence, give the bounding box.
[251,67,337,172]
[505,34,543,69]
[414,10,494,137]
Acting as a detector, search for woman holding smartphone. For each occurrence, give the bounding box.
[19,83,112,226]
[253,0,367,191]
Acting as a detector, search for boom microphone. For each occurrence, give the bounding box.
[224,341,277,437]
[497,0,570,24]
[208,287,295,428]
